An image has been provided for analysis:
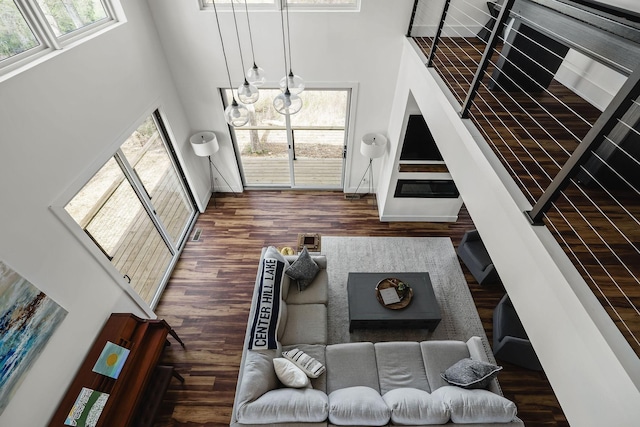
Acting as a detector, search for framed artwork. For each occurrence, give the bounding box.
[0,260,68,415]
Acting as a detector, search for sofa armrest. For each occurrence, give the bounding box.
[460,229,480,246]
[237,388,329,424]
[467,336,502,396]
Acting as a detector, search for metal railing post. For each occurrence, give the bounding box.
[406,0,420,37]
[427,0,452,67]
[460,0,516,118]
[526,65,640,224]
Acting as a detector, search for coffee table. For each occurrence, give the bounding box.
[347,272,441,332]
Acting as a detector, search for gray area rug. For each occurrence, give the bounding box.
[322,236,495,362]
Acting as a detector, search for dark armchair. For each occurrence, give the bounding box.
[493,294,543,371]
[457,229,500,285]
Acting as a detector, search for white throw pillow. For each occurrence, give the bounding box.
[382,387,450,425]
[431,386,517,423]
[273,358,310,388]
[328,386,390,426]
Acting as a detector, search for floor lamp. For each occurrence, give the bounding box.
[353,133,387,198]
[190,131,237,207]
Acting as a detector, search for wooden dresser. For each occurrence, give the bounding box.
[48,313,184,427]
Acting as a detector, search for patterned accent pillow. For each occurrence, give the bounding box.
[285,247,320,291]
[441,358,502,389]
[282,348,326,378]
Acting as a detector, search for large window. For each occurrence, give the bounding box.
[63,111,197,308]
[0,0,117,75]
[225,88,349,188]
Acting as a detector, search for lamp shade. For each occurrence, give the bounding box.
[360,133,387,159]
[190,131,219,157]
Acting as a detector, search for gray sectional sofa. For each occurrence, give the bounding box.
[230,247,525,426]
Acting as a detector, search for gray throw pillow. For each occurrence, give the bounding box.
[441,358,502,389]
[285,247,320,291]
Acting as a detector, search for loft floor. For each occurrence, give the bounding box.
[153,190,568,427]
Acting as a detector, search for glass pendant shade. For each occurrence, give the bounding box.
[238,80,259,104]
[224,100,250,127]
[279,72,305,94]
[273,89,303,115]
[247,63,266,86]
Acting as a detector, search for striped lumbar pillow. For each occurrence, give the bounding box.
[282,348,326,378]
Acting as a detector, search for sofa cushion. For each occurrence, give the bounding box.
[375,341,431,394]
[441,358,502,389]
[326,342,380,393]
[421,340,471,391]
[237,388,328,424]
[283,344,327,392]
[280,303,327,346]
[283,348,326,378]
[382,387,450,425]
[431,386,517,423]
[328,386,390,426]
[235,349,279,408]
[277,301,288,341]
[285,269,329,305]
[285,247,320,291]
[273,357,311,388]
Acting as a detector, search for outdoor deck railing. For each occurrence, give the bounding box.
[408,0,640,357]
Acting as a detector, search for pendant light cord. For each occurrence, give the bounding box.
[243,0,258,66]
[279,3,290,90]
[212,0,237,100]
[230,0,248,80]
[284,0,294,74]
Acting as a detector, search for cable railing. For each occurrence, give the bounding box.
[409,0,640,357]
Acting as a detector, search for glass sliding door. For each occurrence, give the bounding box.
[289,90,348,187]
[227,88,349,188]
[119,115,194,246]
[64,110,196,307]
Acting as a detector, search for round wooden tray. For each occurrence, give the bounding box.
[375,278,413,309]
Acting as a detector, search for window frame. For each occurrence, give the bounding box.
[0,0,121,79]
[200,0,360,12]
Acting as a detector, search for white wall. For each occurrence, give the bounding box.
[378,92,463,222]
[393,38,640,426]
[412,0,489,37]
[555,48,627,111]
[0,1,193,425]
[147,0,415,194]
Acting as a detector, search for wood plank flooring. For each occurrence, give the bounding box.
[153,190,568,427]
[415,36,640,358]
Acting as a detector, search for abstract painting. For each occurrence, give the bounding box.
[0,260,68,415]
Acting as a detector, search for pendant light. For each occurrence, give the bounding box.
[231,0,259,104]
[278,1,305,95]
[273,2,302,115]
[213,0,250,127]
[243,0,266,86]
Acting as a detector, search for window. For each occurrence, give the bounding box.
[0,1,41,61]
[224,88,350,188]
[63,111,197,308]
[0,0,117,75]
[201,0,359,10]
[36,0,109,38]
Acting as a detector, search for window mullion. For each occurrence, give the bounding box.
[20,0,62,50]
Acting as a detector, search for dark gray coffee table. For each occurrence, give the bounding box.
[347,272,441,332]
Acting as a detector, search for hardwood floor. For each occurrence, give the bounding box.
[154,190,568,427]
